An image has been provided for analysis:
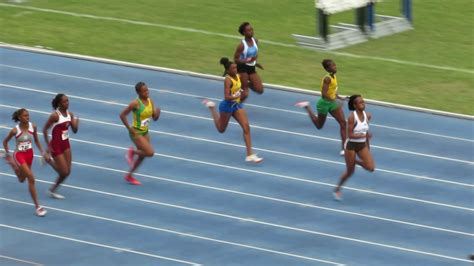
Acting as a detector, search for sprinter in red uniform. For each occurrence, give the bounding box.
[2,108,47,216]
[43,94,79,199]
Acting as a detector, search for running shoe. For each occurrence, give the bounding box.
[48,190,65,199]
[201,99,216,108]
[125,174,141,185]
[35,206,47,217]
[245,154,264,163]
[126,147,134,168]
[333,191,342,201]
[294,101,309,108]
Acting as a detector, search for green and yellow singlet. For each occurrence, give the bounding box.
[320,74,338,100]
[132,97,153,135]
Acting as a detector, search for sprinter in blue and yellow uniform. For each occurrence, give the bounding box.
[202,57,263,163]
[295,59,347,156]
[120,82,160,185]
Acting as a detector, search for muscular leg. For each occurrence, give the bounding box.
[49,149,71,193]
[305,106,327,129]
[207,106,232,133]
[356,146,375,172]
[232,109,252,156]
[329,107,347,151]
[248,73,263,94]
[18,163,40,209]
[129,134,154,175]
[335,149,356,192]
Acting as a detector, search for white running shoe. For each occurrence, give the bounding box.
[48,190,65,199]
[245,154,263,163]
[333,191,342,201]
[294,101,309,108]
[35,207,47,217]
[339,150,345,156]
[202,99,215,108]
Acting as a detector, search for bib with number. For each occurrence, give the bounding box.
[140,118,150,128]
[61,130,69,140]
[18,141,32,151]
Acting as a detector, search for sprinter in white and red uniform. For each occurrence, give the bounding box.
[43,94,79,199]
[2,108,47,216]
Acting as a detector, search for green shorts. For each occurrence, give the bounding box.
[129,128,148,140]
[316,98,339,115]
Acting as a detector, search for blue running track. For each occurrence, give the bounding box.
[0,47,473,265]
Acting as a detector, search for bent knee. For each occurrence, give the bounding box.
[217,128,226,133]
[365,162,375,172]
[59,169,71,177]
[145,150,155,157]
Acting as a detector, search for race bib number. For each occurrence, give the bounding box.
[140,118,150,128]
[18,141,32,151]
[61,130,69,140]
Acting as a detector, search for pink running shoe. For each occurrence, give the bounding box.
[126,147,134,167]
[125,174,141,185]
[294,101,310,108]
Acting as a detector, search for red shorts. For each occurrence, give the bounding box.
[50,139,71,157]
[14,149,34,166]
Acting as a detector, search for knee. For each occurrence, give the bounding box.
[346,167,356,176]
[145,150,155,157]
[254,85,264,94]
[339,121,347,129]
[60,169,71,178]
[367,164,375,172]
[217,128,226,133]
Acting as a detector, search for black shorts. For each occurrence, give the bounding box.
[237,63,256,74]
[346,141,367,152]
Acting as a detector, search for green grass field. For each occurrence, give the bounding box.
[1,0,473,115]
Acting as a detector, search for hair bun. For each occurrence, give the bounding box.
[220,57,229,66]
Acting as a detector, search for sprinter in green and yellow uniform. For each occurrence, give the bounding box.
[295,59,347,156]
[120,82,160,185]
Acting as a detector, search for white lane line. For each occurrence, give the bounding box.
[0,197,343,265]
[1,83,473,165]
[0,103,471,188]
[0,177,470,264]
[1,63,472,143]
[0,224,200,265]
[0,125,472,211]
[1,3,473,75]
[14,150,474,237]
[0,255,43,266]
